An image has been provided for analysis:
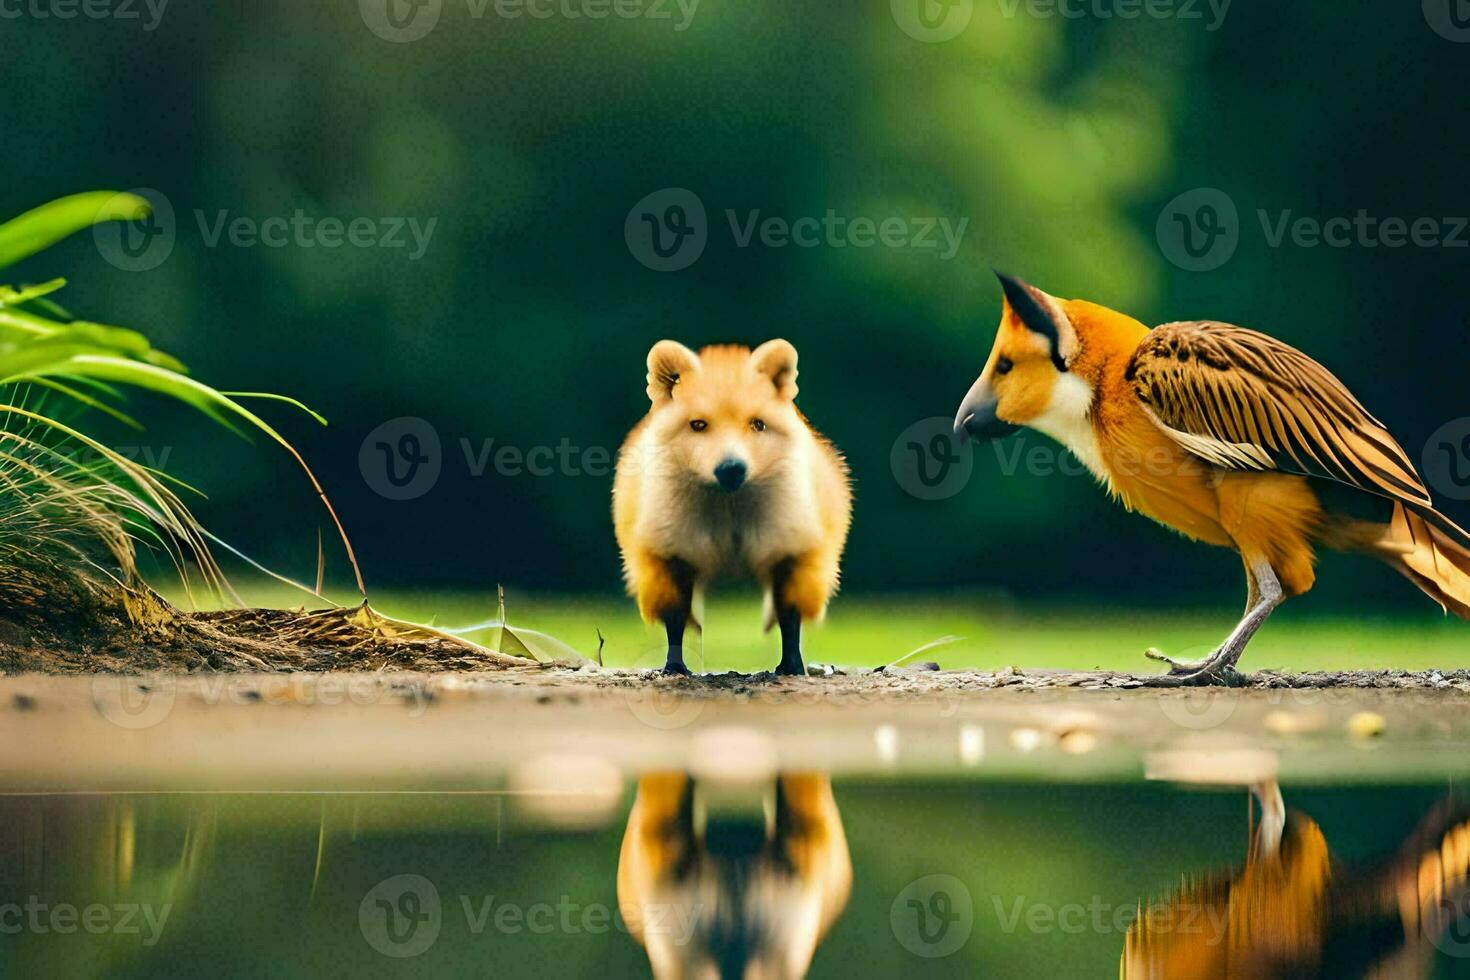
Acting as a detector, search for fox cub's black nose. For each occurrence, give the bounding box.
[714,458,747,491]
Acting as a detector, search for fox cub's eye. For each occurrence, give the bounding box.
[689,420,708,432]
[750,418,767,433]
[995,356,1014,375]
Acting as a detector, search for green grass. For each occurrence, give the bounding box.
[189,585,1470,674]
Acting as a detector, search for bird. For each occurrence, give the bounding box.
[1122,781,1470,977]
[953,272,1470,684]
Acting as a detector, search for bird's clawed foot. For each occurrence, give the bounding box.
[661,656,692,677]
[1142,647,1247,687]
[773,656,806,677]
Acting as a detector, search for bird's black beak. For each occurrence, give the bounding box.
[953,374,1018,443]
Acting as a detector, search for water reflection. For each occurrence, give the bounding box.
[0,795,216,976]
[1123,780,1470,978]
[618,773,851,979]
[3,780,1468,977]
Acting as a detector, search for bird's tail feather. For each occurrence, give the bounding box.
[1367,503,1470,620]
[1377,797,1470,941]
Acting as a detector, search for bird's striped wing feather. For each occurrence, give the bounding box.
[1128,321,1432,508]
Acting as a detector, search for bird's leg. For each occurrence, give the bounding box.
[1247,779,1285,862]
[1144,556,1282,686]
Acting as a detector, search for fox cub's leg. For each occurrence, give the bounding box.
[770,553,834,676]
[633,552,697,675]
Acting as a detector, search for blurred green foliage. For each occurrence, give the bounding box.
[195,585,1470,672]
[4,1,1468,614]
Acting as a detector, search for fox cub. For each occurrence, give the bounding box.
[617,773,852,978]
[613,339,851,675]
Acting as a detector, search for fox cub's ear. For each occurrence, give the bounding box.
[751,339,798,400]
[646,340,700,402]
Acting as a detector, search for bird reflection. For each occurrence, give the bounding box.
[617,773,851,980]
[1123,781,1470,978]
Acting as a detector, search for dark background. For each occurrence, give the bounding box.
[4,0,1468,607]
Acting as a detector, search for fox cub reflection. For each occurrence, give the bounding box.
[617,773,852,980]
[613,340,851,676]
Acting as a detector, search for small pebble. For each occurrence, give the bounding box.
[1264,709,1326,735]
[959,725,985,765]
[1348,711,1386,739]
[874,724,900,764]
[1058,730,1098,755]
[1009,727,1044,752]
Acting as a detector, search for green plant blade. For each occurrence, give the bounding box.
[0,192,152,270]
[0,279,67,305]
[222,391,329,426]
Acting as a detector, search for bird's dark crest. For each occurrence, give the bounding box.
[994,270,1067,371]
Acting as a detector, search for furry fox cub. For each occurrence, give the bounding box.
[613,339,851,676]
[617,773,852,978]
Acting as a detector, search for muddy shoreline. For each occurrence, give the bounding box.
[3,670,1469,793]
[5,573,1467,690]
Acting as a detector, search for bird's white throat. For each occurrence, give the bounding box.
[1027,372,1105,479]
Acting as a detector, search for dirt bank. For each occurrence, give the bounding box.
[0,567,536,674]
[3,669,1469,793]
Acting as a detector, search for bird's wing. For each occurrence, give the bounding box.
[1128,320,1432,508]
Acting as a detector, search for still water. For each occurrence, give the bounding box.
[2,778,1468,978]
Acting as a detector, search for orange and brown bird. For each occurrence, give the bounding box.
[1122,782,1470,978]
[954,272,1470,684]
